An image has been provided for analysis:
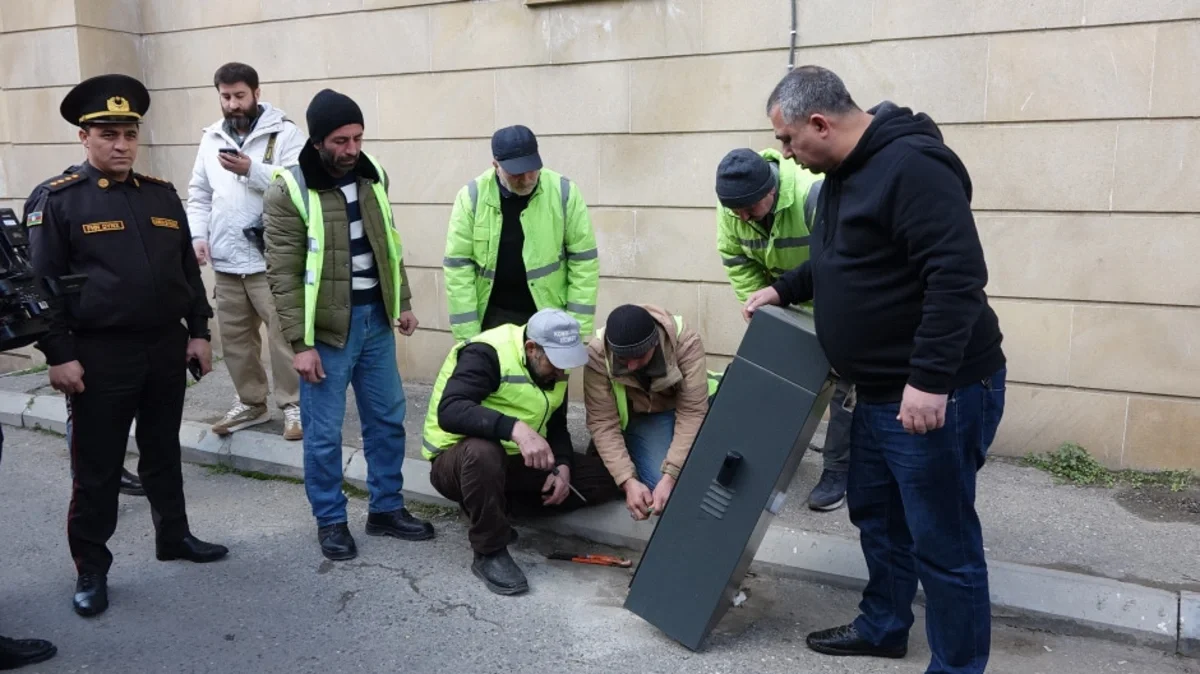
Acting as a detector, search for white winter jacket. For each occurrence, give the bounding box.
[186,102,306,275]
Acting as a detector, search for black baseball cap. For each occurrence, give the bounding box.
[491,125,542,175]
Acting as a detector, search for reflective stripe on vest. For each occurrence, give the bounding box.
[597,315,722,430]
[273,153,403,347]
[421,322,569,459]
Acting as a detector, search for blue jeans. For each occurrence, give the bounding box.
[300,301,407,528]
[625,409,676,490]
[848,367,1006,674]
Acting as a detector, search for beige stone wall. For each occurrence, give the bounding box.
[2,0,1199,470]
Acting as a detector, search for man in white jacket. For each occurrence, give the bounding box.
[187,62,307,440]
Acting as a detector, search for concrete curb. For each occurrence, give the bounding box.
[1,389,1190,656]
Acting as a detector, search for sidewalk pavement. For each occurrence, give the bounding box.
[5,425,1195,674]
[2,361,1197,659]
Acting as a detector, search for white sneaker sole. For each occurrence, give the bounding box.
[212,411,271,436]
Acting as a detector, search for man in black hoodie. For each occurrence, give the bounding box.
[746,66,1006,674]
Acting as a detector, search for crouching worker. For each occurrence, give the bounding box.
[584,304,711,521]
[423,308,619,596]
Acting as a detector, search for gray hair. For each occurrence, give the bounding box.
[766,65,859,123]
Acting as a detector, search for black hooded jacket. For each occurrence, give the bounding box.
[771,102,1005,403]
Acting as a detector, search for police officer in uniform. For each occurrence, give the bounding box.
[26,164,143,497]
[26,73,230,618]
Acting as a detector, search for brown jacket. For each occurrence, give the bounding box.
[583,304,710,486]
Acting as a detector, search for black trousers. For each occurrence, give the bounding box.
[429,438,620,555]
[66,325,192,575]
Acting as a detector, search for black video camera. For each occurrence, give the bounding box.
[0,208,85,352]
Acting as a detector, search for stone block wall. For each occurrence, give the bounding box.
[1,0,1198,470]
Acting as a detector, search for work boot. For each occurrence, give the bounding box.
[119,467,145,496]
[318,523,357,561]
[72,572,108,617]
[472,548,528,596]
[806,623,907,659]
[211,401,270,436]
[808,469,848,511]
[156,534,229,563]
[366,508,435,541]
[282,403,302,441]
[0,634,57,670]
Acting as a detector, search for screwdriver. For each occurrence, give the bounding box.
[552,465,587,503]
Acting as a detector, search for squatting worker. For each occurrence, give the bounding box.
[714,146,853,513]
[263,89,433,562]
[27,74,230,619]
[422,309,618,596]
[583,304,713,520]
[442,124,599,340]
[746,65,1006,674]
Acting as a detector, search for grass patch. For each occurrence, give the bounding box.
[205,464,303,485]
[204,465,460,517]
[1023,442,1195,492]
[406,501,460,520]
[7,363,49,376]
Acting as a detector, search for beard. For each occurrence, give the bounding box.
[531,369,559,390]
[224,101,259,132]
[318,146,358,174]
[498,172,536,196]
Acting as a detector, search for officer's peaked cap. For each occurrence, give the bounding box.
[60,73,151,127]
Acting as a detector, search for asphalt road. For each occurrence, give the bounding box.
[1,426,1195,674]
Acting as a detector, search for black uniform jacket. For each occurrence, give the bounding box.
[25,161,212,366]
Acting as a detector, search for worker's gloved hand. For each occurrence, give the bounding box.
[622,479,653,520]
[512,421,554,471]
[651,474,675,514]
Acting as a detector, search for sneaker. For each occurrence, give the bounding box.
[282,404,302,441]
[808,469,848,511]
[211,401,270,437]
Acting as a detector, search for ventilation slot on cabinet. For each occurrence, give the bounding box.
[700,481,734,520]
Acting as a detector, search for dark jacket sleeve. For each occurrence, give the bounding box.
[174,197,213,338]
[436,343,519,440]
[891,150,988,394]
[771,260,814,306]
[545,402,573,470]
[27,192,76,365]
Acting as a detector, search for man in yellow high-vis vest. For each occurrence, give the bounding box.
[263,89,433,563]
[715,147,851,513]
[582,304,712,521]
[442,125,599,341]
[422,308,619,596]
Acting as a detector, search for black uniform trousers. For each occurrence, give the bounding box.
[67,324,191,575]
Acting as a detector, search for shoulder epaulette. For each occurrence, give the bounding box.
[134,172,175,189]
[45,172,87,193]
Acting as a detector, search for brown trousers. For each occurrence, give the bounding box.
[214,271,299,408]
[429,437,620,554]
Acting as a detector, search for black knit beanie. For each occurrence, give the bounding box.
[605,305,659,358]
[716,148,776,208]
[306,88,364,143]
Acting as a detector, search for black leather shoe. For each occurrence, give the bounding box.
[0,634,57,670]
[472,548,528,596]
[72,572,108,618]
[156,535,229,563]
[318,523,357,561]
[806,624,907,659]
[365,508,435,541]
[119,468,145,497]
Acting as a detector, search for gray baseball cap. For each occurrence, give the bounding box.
[526,308,589,370]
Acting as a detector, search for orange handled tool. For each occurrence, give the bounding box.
[548,551,633,568]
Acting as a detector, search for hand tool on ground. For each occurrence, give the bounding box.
[548,551,632,568]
